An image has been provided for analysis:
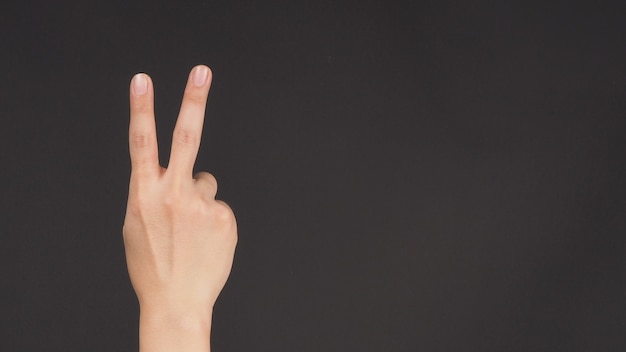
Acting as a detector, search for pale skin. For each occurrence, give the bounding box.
[123,65,237,352]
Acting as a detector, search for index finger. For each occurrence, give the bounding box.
[167,65,212,178]
[129,73,160,180]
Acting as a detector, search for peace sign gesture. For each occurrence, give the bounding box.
[122,65,237,352]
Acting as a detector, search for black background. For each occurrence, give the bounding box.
[1,1,625,351]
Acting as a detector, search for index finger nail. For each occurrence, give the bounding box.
[132,74,148,95]
[192,66,209,87]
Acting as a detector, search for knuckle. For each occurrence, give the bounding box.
[126,191,155,217]
[185,90,208,105]
[205,184,218,196]
[125,201,143,218]
[126,192,147,213]
[173,128,198,146]
[163,190,183,208]
[124,194,152,227]
[197,172,218,191]
[130,132,152,149]
[206,172,218,185]
[214,202,235,223]
[132,99,152,114]
[195,171,215,181]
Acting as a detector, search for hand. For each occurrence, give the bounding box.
[122,65,237,351]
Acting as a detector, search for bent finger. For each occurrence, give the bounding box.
[194,171,218,199]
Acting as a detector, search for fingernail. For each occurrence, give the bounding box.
[192,66,209,87]
[132,74,148,95]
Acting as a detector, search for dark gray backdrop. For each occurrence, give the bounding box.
[1,1,625,351]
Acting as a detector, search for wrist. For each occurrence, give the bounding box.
[139,304,213,352]
[140,306,213,331]
[137,290,216,321]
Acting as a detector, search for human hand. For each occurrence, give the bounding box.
[122,65,237,351]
